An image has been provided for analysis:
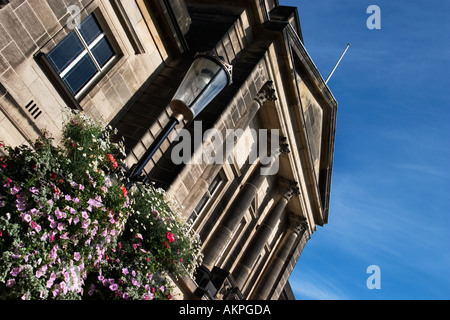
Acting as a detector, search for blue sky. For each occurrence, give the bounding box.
[279,0,450,299]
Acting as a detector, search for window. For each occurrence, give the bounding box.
[47,14,115,96]
[189,173,224,226]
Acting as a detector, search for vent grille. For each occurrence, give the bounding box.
[25,100,42,120]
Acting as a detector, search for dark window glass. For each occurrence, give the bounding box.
[91,37,114,67]
[46,14,115,95]
[62,54,97,94]
[78,15,102,45]
[47,31,84,73]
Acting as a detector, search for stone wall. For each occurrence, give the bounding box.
[0,0,180,147]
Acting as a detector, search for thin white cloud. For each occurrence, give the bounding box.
[289,270,351,300]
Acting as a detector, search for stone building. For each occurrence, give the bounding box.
[0,0,337,300]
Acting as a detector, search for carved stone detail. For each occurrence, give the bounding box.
[278,178,300,201]
[254,80,277,106]
[288,212,308,235]
[279,136,290,154]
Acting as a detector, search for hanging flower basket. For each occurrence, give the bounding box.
[0,111,202,300]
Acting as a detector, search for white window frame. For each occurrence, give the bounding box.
[49,13,117,99]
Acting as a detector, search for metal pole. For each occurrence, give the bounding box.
[126,116,179,188]
[325,43,350,84]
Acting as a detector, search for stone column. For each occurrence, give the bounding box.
[232,181,300,289]
[250,213,308,300]
[200,81,277,270]
[202,161,267,269]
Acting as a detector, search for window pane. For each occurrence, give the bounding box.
[208,174,222,193]
[47,31,84,73]
[78,14,102,45]
[193,194,209,215]
[62,54,97,94]
[91,37,114,67]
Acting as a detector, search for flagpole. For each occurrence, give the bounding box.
[325,43,350,84]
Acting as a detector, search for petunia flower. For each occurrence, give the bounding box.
[29,186,39,195]
[10,184,21,195]
[23,214,32,222]
[6,279,15,288]
[74,252,81,261]
[109,283,118,291]
[16,201,26,211]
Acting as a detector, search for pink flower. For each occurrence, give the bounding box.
[109,283,118,291]
[49,245,58,261]
[74,252,81,261]
[81,220,90,229]
[57,222,65,231]
[30,221,40,232]
[166,232,175,243]
[10,266,23,277]
[3,177,12,188]
[29,187,39,195]
[55,207,66,219]
[10,184,21,195]
[46,273,56,288]
[6,279,15,287]
[16,198,26,211]
[88,284,96,296]
[81,211,89,219]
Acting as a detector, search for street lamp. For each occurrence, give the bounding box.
[126,52,232,187]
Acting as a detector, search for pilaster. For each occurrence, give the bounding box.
[250,212,307,300]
